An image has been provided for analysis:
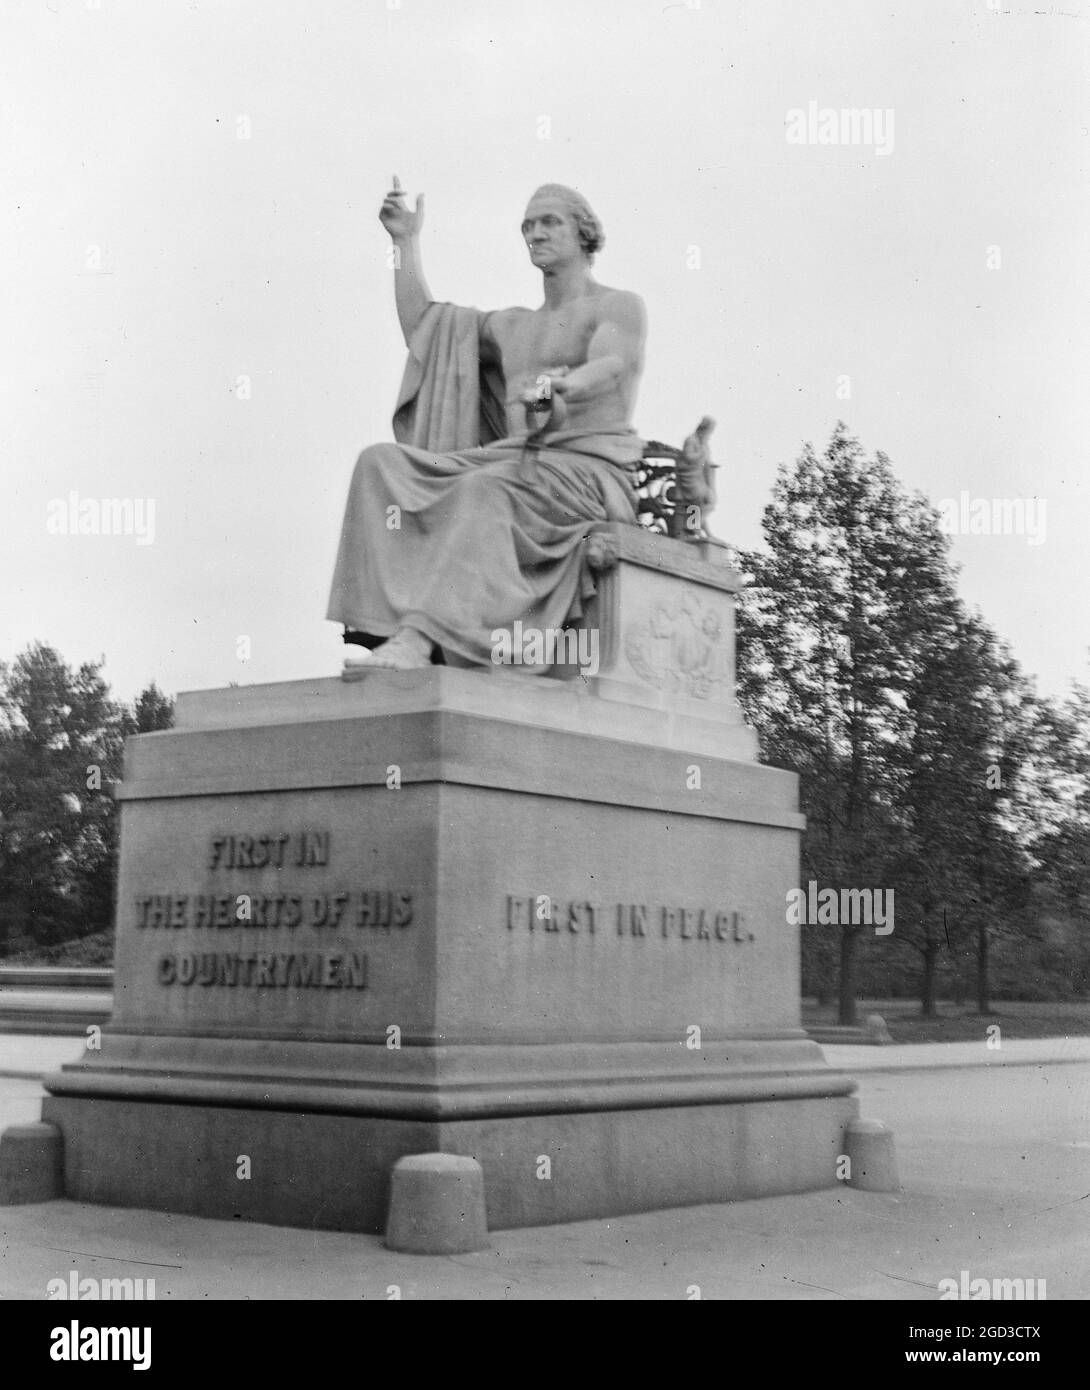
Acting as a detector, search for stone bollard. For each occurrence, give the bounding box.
[844,1117,900,1192]
[864,1013,894,1045]
[385,1153,489,1254]
[0,1122,64,1204]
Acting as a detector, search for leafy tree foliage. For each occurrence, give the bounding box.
[735,425,1087,1019]
[0,644,173,956]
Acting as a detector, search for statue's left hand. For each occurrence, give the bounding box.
[519,371,570,434]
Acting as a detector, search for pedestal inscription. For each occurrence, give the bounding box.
[132,830,411,993]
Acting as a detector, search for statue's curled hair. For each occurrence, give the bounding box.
[529,184,605,259]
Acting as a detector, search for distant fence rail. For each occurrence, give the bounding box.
[0,967,114,1035]
[0,967,113,991]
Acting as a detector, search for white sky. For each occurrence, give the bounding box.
[3,0,1088,703]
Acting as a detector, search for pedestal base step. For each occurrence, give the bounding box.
[41,1091,859,1233]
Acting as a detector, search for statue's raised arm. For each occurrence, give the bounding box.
[380,175,432,346]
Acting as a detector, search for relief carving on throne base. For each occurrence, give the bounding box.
[553,522,756,758]
[624,583,731,701]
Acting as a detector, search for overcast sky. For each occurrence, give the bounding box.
[3,0,1087,704]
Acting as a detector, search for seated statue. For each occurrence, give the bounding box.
[326,177,647,671]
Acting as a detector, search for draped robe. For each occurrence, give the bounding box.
[326,302,643,668]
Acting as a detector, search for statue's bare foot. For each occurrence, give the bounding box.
[361,627,434,670]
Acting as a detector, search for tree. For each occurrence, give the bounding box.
[735,423,1049,1023]
[889,608,1035,1016]
[1015,677,1090,997]
[127,682,175,736]
[736,425,960,1021]
[0,645,174,956]
[0,645,124,949]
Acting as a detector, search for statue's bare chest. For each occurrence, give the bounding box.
[495,306,597,379]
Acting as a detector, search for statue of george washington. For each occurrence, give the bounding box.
[326,178,648,671]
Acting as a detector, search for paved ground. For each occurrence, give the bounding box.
[1,1034,1087,1300]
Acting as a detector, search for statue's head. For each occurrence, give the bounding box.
[522,184,605,267]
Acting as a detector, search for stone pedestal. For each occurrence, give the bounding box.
[35,530,857,1232]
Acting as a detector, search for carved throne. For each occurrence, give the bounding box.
[546,426,756,761]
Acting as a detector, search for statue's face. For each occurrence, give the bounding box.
[521,197,582,268]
